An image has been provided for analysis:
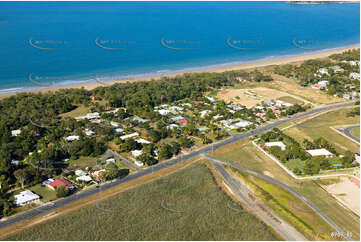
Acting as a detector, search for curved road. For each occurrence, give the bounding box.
[205,154,352,241]
[339,125,360,143]
[0,101,355,238]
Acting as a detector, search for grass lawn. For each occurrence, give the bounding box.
[5,164,281,241]
[283,108,360,153]
[277,96,304,105]
[230,168,336,241]
[211,139,360,240]
[350,127,360,139]
[30,184,57,202]
[59,105,90,118]
[66,156,99,169]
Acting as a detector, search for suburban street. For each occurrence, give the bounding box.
[205,154,352,241]
[0,101,355,239]
[210,159,306,241]
[338,125,360,143]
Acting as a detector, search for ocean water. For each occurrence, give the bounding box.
[0,1,359,93]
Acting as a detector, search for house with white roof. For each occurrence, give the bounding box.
[206,96,216,103]
[75,169,87,176]
[157,109,172,116]
[349,72,360,80]
[76,175,92,182]
[131,117,149,123]
[11,129,21,137]
[105,158,115,164]
[166,124,179,130]
[136,138,151,144]
[276,100,293,108]
[85,129,95,136]
[169,106,184,112]
[228,104,243,111]
[111,121,120,127]
[120,132,139,140]
[200,110,211,118]
[65,135,79,142]
[113,128,124,134]
[131,150,143,158]
[265,141,286,151]
[317,68,329,76]
[306,148,334,157]
[14,190,40,206]
[331,65,344,73]
[220,119,252,129]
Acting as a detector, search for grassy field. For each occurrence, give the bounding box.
[277,96,304,105]
[283,108,360,153]
[229,168,336,241]
[5,164,281,241]
[59,105,90,118]
[30,184,57,203]
[350,127,360,139]
[210,140,360,240]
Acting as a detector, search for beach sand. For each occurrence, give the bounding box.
[0,45,359,99]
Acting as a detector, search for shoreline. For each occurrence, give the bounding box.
[0,44,359,99]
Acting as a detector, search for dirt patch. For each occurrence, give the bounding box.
[323,177,360,215]
[263,171,274,178]
[217,87,309,108]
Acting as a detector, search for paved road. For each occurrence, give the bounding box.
[106,150,141,171]
[338,125,360,143]
[0,101,354,233]
[211,160,305,241]
[205,154,352,241]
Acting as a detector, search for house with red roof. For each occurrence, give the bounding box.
[177,119,188,125]
[45,178,76,191]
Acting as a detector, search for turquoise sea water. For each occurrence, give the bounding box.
[0,1,359,93]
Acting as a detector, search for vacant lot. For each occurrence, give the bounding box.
[5,164,280,241]
[350,127,360,139]
[283,108,360,153]
[211,140,360,240]
[321,176,360,215]
[216,87,308,108]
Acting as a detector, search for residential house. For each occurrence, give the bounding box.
[45,178,76,191]
[84,129,95,136]
[64,135,79,142]
[113,128,124,134]
[14,190,40,206]
[131,150,143,158]
[200,110,211,118]
[171,116,185,122]
[120,132,139,140]
[349,72,360,80]
[136,138,151,144]
[11,129,21,137]
[317,68,329,76]
[76,175,93,182]
[228,104,243,111]
[166,124,179,130]
[177,119,188,125]
[275,100,293,108]
[306,148,334,158]
[265,141,286,151]
[205,96,216,103]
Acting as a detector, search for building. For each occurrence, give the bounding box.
[264,100,274,106]
[205,96,216,103]
[331,65,344,73]
[228,104,243,111]
[265,141,286,151]
[14,190,40,206]
[317,68,329,76]
[349,72,360,80]
[177,119,188,125]
[120,132,139,140]
[306,148,334,157]
[75,112,100,120]
[64,135,79,142]
[91,169,106,180]
[166,124,179,130]
[275,100,293,108]
[170,116,184,122]
[113,128,124,134]
[46,178,76,191]
[220,119,252,129]
[131,116,149,123]
[110,121,120,127]
[75,169,87,176]
[199,110,211,118]
[131,150,143,158]
[84,129,95,136]
[76,175,92,182]
[11,129,21,137]
[136,138,151,144]
[157,109,172,116]
[105,158,115,164]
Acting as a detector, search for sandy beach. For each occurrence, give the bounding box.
[0,45,359,100]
